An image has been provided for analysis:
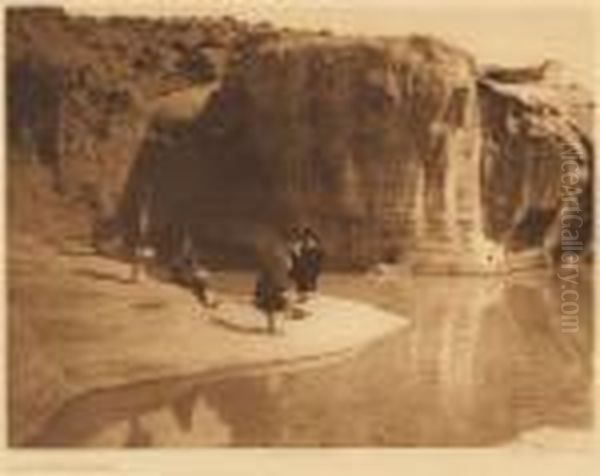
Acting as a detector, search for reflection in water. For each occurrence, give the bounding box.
[29,273,593,447]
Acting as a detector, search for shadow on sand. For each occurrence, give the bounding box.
[73,267,133,285]
[208,315,268,336]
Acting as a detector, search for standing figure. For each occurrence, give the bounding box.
[292,227,323,300]
[130,202,154,283]
[131,242,156,282]
[286,227,303,293]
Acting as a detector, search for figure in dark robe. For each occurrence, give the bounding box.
[294,227,323,297]
[254,239,291,334]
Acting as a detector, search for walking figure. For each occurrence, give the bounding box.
[254,269,288,334]
[254,242,291,334]
[171,226,218,308]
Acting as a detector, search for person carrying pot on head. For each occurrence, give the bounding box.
[254,240,291,335]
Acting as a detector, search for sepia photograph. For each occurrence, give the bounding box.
[3,0,595,457]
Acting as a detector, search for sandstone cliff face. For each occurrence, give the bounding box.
[135,35,505,270]
[6,7,252,239]
[7,8,594,270]
[478,69,593,258]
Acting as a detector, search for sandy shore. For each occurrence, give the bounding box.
[8,235,407,445]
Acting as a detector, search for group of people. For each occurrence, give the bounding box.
[127,221,323,335]
[254,226,324,334]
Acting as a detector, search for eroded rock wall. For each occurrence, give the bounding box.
[7,8,594,270]
[478,76,593,261]
[6,7,252,240]
[124,36,510,270]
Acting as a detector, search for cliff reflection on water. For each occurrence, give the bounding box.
[32,271,593,447]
